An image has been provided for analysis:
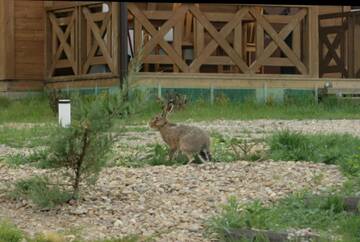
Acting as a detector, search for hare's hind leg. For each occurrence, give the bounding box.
[183,152,195,165]
[169,148,177,160]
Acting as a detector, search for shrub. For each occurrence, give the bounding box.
[344,151,360,177]
[46,94,113,197]
[28,49,147,199]
[10,176,72,209]
[0,221,24,242]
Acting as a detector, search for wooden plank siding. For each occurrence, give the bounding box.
[14,0,45,80]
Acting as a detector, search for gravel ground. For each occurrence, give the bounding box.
[0,119,356,241]
[0,161,344,241]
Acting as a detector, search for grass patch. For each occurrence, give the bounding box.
[0,221,24,242]
[0,220,151,242]
[4,150,53,168]
[267,130,360,175]
[0,95,55,124]
[0,125,55,148]
[114,143,189,167]
[120,98,360,125]
[2,93,360,125]
[206,193,360,242]
[9,176,72,209]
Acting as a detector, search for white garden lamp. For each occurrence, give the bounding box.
[58,99,71,128]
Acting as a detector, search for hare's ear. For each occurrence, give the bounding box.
[166,103,174,113]
[161,103,173,117]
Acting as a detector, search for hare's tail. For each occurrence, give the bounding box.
[199,149,212,162]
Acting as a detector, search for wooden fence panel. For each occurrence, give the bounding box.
[46,2,118,79]
[319,11,360,78]
[127,3,315,76]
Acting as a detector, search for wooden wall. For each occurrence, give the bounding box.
[14,0,45,80]
[0,0,45,91]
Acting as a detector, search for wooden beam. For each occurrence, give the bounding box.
[308,6,319,77]
[0,0,15,80]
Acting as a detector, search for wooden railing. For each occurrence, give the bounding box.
[46,3,320,79]
[319,11,360,78]
[128,4,319,76]
[46,2,119,78]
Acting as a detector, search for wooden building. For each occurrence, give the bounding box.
[0,1,359,94]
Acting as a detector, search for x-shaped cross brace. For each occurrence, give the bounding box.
[82,9,111,73]
[49,12,76,75]
[322,31,347,76]
[128,3,189,72]
[249,8,307,74]
[83,7,114,73]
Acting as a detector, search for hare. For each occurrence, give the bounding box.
[149,100,211,164]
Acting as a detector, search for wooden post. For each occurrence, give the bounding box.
[210,84,214,105]
[308,6,319,77]
[314,85,318,104]
[0,0,15,80]
[157,83,162,98]
[112,2,120,76]
[348,14,355,78]
[264,81,268,104]
[119,2,128,88]
[354,15,360,78]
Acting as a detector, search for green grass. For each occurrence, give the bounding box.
[0,220,151,242]
[267,130,360,176]
[9,176,73,209]
[0,125,55,148]
[207,131,360,242]
[121,97,360,125]
[2,93,360,125]
[206,193,360,242]
[0,220,24,242]
[0,95,55,124]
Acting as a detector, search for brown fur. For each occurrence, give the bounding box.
[149,104,211,164]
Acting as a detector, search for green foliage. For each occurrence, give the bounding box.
[211,133,237,162]
[0,221,24,242]
[0,94,55,124]
[0,125,55,148]
[0,96,11,108]
[43,93,114,197]
[344,150,360,176]
[267,130,360,175]
[0,221,148,242]
[206,192,359,242]
[117,144,189,167]
[144,144,188,166]
[45,88,71,116]
[10,176,72,209]
[5,150,50,168]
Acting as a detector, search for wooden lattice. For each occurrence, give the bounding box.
[48,8,78,76]
[128,3,315,76]
[319,11,360,78]
[47,2,118,78]
[81,4,115,74]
